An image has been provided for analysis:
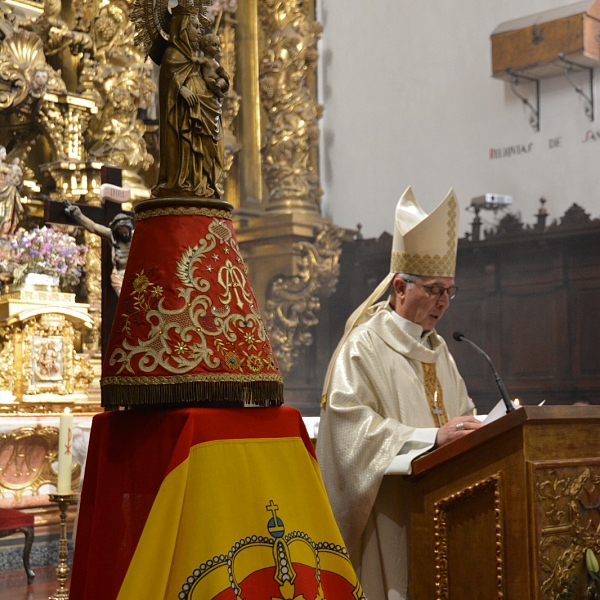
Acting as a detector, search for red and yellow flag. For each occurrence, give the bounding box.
[71,407,363,600]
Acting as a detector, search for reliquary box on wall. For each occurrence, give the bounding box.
[491,0,600,80]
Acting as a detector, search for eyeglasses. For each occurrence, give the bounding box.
[402,278,458,300]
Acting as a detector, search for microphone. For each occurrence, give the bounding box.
[453,331,515,413]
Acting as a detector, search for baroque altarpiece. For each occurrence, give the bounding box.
[0,0,342,510]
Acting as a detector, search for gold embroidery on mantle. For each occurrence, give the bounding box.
[108,218,279,378]
[135,207,233,221]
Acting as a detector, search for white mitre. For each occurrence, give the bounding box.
[321,186,459,405]
[391,186,458,277]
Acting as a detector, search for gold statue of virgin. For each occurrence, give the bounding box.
[131,0,230,200]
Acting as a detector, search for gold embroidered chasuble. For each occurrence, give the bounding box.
[317,302,472,600]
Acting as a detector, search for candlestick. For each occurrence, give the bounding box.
[49,493,78,600]
[57,408,73,494]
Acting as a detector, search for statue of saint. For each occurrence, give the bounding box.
[0,147,24,235]
[63,201,134,296]
[132,0,229,200]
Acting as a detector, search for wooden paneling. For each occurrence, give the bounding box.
[284,220,600,415]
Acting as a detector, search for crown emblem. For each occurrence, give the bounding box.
[177,500,365,600]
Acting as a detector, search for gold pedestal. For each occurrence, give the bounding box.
[48,493,78,600]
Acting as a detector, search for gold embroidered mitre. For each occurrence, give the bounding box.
[390,187,459,277]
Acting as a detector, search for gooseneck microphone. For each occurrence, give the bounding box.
[453,332,515,413]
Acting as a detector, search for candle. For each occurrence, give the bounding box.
[57,407,73,495]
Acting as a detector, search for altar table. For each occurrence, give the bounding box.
[70,406,362,600]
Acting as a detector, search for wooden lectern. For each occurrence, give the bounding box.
[407,406,600,600]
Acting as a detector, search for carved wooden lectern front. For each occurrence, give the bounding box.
[407,406,600,600]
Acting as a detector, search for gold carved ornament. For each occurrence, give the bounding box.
[535,463,600,600]
[0,325,16,393]
[83,0,154,173]
[15,313,93,397]
[208,1,241,182]
[258,0,324,213]
[264,225,342,376]
[0,29,65,111]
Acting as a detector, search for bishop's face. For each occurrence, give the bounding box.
[393,275,454,331]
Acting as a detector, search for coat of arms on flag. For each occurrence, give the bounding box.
[177,499,364,600]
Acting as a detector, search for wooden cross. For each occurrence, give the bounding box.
[44,166,131,360]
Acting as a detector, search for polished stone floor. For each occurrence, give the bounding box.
[0,566,66,600]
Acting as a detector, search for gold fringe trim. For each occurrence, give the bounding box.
[135,207,232,221]
[101,373,283,386]
[101,378,284,408]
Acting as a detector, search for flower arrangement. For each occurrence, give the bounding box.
[0,226,88,289]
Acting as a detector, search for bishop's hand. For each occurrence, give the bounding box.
[436,415,481,448]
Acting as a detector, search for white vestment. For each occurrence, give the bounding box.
[317,302,473,600]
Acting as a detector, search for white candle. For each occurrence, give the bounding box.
[57,407,73,494]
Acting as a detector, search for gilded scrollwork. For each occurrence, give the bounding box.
[0,28,66,112]
[79,0,154,174]
[0,326,15,392]
[73,351,95,392]
[0,426,81,500]
[264,225,342,375]
[535,463,600,600]
[258,0,323,213]
[29,0,92,57]
[209,4,241,181]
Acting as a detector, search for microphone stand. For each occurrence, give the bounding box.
[453,332,515,413]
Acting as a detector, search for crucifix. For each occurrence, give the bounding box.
[44,166,133,359]
[431,391,445,427]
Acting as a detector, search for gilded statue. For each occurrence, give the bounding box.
[0,26,66,114]
[131,0,229,199]
[0,146,24,235]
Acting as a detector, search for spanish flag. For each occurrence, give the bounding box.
[71,407,363,600]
